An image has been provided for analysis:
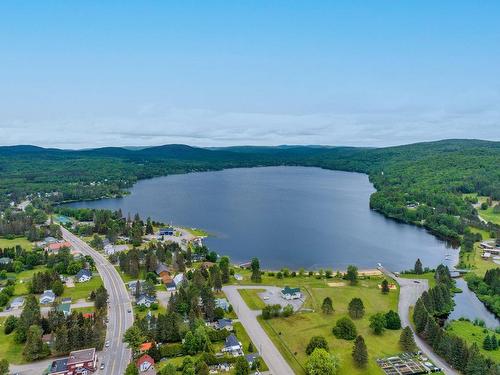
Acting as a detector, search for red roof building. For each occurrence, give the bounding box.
[136,354,155,372]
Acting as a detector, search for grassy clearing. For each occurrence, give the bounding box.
[0,236,33,250]
[232,269,335,288]
[460,243,497,277]
[399,272,436,288]
[183,227,209,237]
[258,278,400,375]
[0,318,25,364]
[476,196,500,225]
[61,275,103,300]
[238,289,266,310]
[72,306,95,314]
[468,226,492,240]
[446,320,500,362]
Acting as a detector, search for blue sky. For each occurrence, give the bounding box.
[1,1,499,148]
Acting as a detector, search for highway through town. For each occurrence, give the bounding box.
[223,285,294,375]
[381,267,458,375]
[61,227,134,375]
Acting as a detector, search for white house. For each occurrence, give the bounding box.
[40,290,56,304]
[222,333,242,355]
[10,297,25,309]
[136,354,155,372]
[136,294,156,308]
[75,269,92,283]
[173,273,184,287]
[281,286,301,300]
[215,298,230,311]
[104,244,129,255]
[234,274,243,281]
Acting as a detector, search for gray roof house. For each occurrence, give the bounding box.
[216,318,233,331]
[155,263,170,275]
[222,333,242,354]
[215,298,230,311]
[40,290,56,304]
[10,296,25,309]
[0,257,12,265]
[136,294,156,307]
[75,269,92,282]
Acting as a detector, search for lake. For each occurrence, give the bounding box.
[65,166,455,270]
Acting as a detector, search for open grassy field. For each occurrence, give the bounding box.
[232,268,340,288]
[0,236,33,250]
[460,243,498,277]
[0,318,25,364]
[258,278,400,375]
[468,226,492,240]
[61,275,103,300]
[445,320,500,363]
[477,197,500,225]
[237,289,266,310]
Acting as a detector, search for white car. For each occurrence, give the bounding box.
[105,341,110,348]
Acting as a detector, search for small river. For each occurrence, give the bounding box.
[65,166,455,271]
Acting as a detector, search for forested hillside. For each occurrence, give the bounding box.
[0,139,499,241]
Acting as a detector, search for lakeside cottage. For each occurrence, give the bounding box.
[281,286,301,300]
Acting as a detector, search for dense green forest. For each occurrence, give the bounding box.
[0,139,499,241]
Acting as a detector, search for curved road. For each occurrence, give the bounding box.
[381,267,458,375]
[61,227,133,375]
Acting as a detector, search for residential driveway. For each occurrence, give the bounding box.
[258,287,304,311]
[381,267,458,375]
[157,290,172,308]
[223,285,294,375]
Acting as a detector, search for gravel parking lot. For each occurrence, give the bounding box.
[257,286,304,311]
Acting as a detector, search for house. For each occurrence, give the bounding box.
[281,286,301,300]
[137,354,155,372]
[173,273,184,287]
[215,319,233,331]
[159,227,174,236]
[66,348,97,374]
[245,353,260,367]
[10,296,25,309]
[136,294,156,307]
[215,298,230,311]
[159,272,172,285]
[48,358,69,375]
[75,269,92,283]
[104,244,129,255]
[140,342,153,352]
[57,302,71,317]
[47,241,72,253]
[44,236,58,244]
[234,274,243,281]
[83,313,94,319]
[155,263,171,276]
[480,241,494,250]
[40,290,56,304]
[0,257,12,265]
[61,297,72,304]
[222,333,242,354]
[165,281,176,292]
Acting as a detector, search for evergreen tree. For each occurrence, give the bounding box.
[345,265,358,285]
[348,298,365,319]
[250,257,261,282]
[125,362,139,375]
[219,256,230,283]
[381,279,390,294]
[483,335,492,351]
[321,297,334,314]
[145,218,154,235]
[414,258,423,274]
[306,336,329,355]
[23,325,49,361]
[384,310,401,330]
[413,298,428,334]
[15,295,41,343]
[332,317,357,340]
[399,326,417,352]
[54,325,69,355]
[0,359,8,375]
[490,335,498,350]
[465,344,489,375]
[352,335,368,368]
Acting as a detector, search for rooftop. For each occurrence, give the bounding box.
[282,286,300,295]
[49,358,68,373]
[67,348,96,365]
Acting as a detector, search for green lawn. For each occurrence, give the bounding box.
[468,226,492,240]
[258,278,401,375]
[445,321,500,363]
[0,318,26,364]
[232,269,338,288]
[477,197,500,225]
[72,306,95,314]
[460,243,497,277]
[61,275,103,300]
[399,272,436,288]
[238,289,266,310]
[0,236,33,250]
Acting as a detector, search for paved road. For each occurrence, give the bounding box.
[0,301,94,318]
[223,285,294,375]
[8,230,133,375]
[381,268,458,375]
[61,227,134,375]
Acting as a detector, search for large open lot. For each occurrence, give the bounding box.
[240,276,401,374]
[0,236,33,250]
